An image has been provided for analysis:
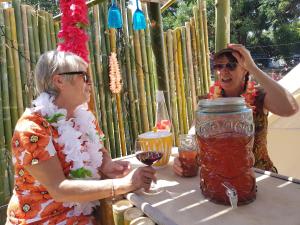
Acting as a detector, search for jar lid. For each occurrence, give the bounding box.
[197,97,247,113]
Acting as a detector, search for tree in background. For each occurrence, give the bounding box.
[162,0,300,66]
[21,0,60,15]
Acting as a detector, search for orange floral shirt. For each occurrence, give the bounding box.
[6,111,96,225]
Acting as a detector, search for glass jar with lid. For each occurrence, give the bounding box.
[196,97,256,206]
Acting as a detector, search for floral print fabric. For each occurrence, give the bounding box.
[6,112,95,225]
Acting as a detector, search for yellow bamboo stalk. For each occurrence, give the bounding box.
[109,29,126,157]
[175,28,188,134]
[172,30,184,134]
[185,22,197,112]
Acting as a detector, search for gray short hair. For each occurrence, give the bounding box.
[35,51,88,96]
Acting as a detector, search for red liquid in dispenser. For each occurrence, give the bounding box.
[198,134,256,205]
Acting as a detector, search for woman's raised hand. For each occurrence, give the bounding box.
[228,43,257,73]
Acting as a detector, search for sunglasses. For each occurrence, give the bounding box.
[213,62,237,71]
[58,71,90,83]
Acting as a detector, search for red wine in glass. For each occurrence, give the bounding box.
[136,151,163,166]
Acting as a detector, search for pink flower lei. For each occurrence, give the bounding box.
[57,0,89,62]
[208,80,258,112]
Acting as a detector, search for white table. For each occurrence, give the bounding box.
[124,149,300,225]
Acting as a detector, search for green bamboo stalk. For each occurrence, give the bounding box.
[185,22,197,113]
[0,10,8,210]
[54,22,60,44]
[127,9,142,134]
[172,29,184,135]
[139,29,154,129]
[133,30,150,132]
[193,7,204,95]
[201,0,211,87]
[190,18,202,97]
[166,30,179,146]
[0,9,13,194]
[9,8,24,116]
[44,11,52,51]
[143,4,156,127]
[180,27,193,128]
[21,5,33,104]
[31,9,41,71]
[120,3,137,153]
[215,0,230,52]
[26,6,36,68]
[12,0,29,108]
[98,3,116,158]
[4,9,19,129]
[48,13,56,49]
[175,28,188,134]
[38,10,48,53]
[92,7,110,152]
[197,1,208,94]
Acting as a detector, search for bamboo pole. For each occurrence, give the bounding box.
[8,8,24,116]
[127,9,142,134]
[0,9,13,194]
[166,30,179,145]
[44,11,52,51]
[38,10,48,53]
[201,0,211,87]
[197,1,209,94]
[4,9,19,129]
[48,13,56,49]
[185,22,197,113]
[172,30,183,135]
[26,6,36,68]
[146,3,170,112]
[180,27,193,128]
[139,29,154,129]
[12,0,29,108]
[21,5,33,103]
[143,4,156,125]
[175,28,188,134]
[98,3,116,158]
[92,7,110,152]
[133,30,149,132]
[54,22,60,44]
[193,7,204,95]
[121,5,138,150]
[215,0,230,51]
[110,29,126,157]
[31,9,41,65]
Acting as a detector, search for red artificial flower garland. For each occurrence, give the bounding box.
[57,0,89,62]
[208,80,258,112]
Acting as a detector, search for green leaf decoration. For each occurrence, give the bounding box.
[45,113,65,123]
[70,167,93,179]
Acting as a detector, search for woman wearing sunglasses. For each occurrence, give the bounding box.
[173,43,298,176]
[6,51,156,225]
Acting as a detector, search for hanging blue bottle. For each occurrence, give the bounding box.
[133,0,146,30]
[108,0,122,29]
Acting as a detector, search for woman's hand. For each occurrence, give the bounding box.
[123,166,157,192]
[228,43,257,73]
[173,157,183,177]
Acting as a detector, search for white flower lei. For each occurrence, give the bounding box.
[32,92,103,216]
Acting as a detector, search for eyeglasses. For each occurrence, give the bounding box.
[58,71,91,83]
[213,62,237,71]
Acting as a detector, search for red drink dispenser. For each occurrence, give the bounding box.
[196,97,256,206]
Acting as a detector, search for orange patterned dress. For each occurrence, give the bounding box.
[6,111,98,225]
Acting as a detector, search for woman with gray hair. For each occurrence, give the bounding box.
[6,51,156,224]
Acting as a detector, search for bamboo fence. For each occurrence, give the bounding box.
[0,0,211,221]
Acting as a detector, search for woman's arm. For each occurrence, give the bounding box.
[25,156,156,203]
[229,43,299,116]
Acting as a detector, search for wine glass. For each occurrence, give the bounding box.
[134,139,164,195]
